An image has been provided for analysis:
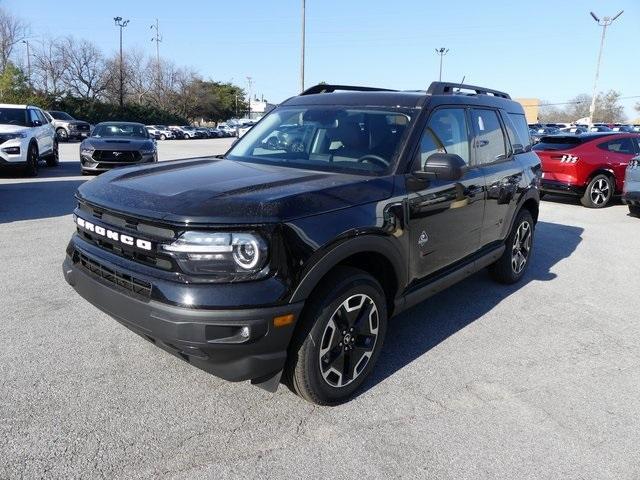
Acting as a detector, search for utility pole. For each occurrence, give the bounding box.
[246,76,253,119]
[300,0,306,92]
[435,47,449,82]
[21,40,31,86]
[235,94,239,117]
[150,18,162,84]
[114,16,130,108]
[588,10,623,126]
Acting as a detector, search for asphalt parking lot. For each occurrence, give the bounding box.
[1,140,639,479]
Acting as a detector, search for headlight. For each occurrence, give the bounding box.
[5,132,27,140]
[80,148,94,156]
[141,142,156,154]
[162,231,268,278]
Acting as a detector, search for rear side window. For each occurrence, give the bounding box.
[506,113,532,152]
[532,137,582,151]
[470,109,507,164]
[597,138,635,155]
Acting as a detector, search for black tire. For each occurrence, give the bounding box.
[56,128,68,142]
[159,134,166,140]
[629,205,640,217]
[580,174,613,208]
[539,191,546,200]
[489,209,535,284]
[46,140,59,167]
[23,143,39,177]
[285,266,388,405]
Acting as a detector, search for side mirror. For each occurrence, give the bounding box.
[417,153,466,181]
[32,120,42,127]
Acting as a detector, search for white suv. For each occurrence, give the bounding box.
[0,104,58,176]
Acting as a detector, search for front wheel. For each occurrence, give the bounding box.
[23,143,39,177]
[285,267,387,405]
[56,128,68,142]
[489,210,534,284]
[46,140,59,167]
[581,174,613,208]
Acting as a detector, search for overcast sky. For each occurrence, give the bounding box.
[6,0,639,119]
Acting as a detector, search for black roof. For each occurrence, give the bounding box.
[283,82,521,111]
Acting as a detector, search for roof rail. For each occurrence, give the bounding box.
[426,82,511,99]
[300,84,397,96]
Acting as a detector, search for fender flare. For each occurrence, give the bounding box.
[289,234,407,304]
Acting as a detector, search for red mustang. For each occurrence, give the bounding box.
[534,132,640,208]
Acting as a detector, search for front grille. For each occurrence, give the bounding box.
[76,201,175,271]
[93,150,142,163]
[76,124,90,132]
[76,252,152,300]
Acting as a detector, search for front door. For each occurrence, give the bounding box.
[406,107,485,284]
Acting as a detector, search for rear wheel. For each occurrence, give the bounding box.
[159,134,166,140]
[581,174,613,208]
[46,140,59,167]
[489,210,534,284]
[629,205,640,217]
[285,267,387,405]
[23,143,39,177]
[56,128,68,142]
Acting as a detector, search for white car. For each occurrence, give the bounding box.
[0,104,58,176]
[146,125,174,140]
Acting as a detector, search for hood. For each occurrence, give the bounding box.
[65,120,90,126]
[82,137,154,151]
[77,158,394,225]
[0,124,28,134]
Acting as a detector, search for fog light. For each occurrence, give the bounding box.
[2,146,20,155]
[240,326,250,338]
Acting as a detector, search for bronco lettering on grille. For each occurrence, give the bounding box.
[74,215,152,251]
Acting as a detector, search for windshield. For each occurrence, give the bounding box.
[50,111,74,120]
[227,106,412,174]
[0,107,27,127]
[92,124,148,138]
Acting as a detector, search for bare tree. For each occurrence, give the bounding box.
[30,37,66,97]
[0,7,28,72]
[59,36,110,99]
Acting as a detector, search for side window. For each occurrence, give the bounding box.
[35,109,48,124]
[507,112,532,152]
[597,138,635,155]
[416,108,470,169]
[28,109,40,126]
[471,109,507,165]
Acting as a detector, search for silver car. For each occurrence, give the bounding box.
[623,155,640,217]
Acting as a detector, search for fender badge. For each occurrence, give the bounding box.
[418,231,429,247]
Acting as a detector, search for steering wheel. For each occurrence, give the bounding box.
[357,154,389,169]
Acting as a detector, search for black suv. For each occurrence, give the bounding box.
[62,82,540,405]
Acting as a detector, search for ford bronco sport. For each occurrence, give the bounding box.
[62,82,541,405]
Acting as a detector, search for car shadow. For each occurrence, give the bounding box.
[358,220,584,396]
[0,161,87,224]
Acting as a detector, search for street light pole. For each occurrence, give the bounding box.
[588,10,623,126]
[21,40,31,86]
[114,16,130,108]
[300,0,306,92]
[246,76,253,119]
[435,47,449,82]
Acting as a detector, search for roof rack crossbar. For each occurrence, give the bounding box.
[426,82,511,99]
[300,84,397,96]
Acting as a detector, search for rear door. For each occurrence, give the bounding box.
[597,137,638,191]
[406,106,485,282]
[469,108,524,246]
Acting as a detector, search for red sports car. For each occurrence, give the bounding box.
[534,132,640,207]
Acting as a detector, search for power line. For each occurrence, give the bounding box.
[519,95,640,108]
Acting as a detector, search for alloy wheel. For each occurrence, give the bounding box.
[590,178,610,206]
[511,220,532,274]
[318,294,379,388]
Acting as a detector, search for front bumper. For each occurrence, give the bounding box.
[62,246,304,386]
[0,137,29,164]
[80,152,157,172]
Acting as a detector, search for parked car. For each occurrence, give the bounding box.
[79,122,157,174]
[217,124,237,137]
[45,110,91,142]
[623,155,640,217]
[180,126,198,139]
[0,103,58,176]
[611,125,635,133]
[146,126,161,140]
[62,81,540,405]
[167,126,187,139]
[195,127,211,138]
[589,125,612,132]
[531,127,560,144]
[534,132,640,207]
[559,127,588,135]
[147,125,174,140]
